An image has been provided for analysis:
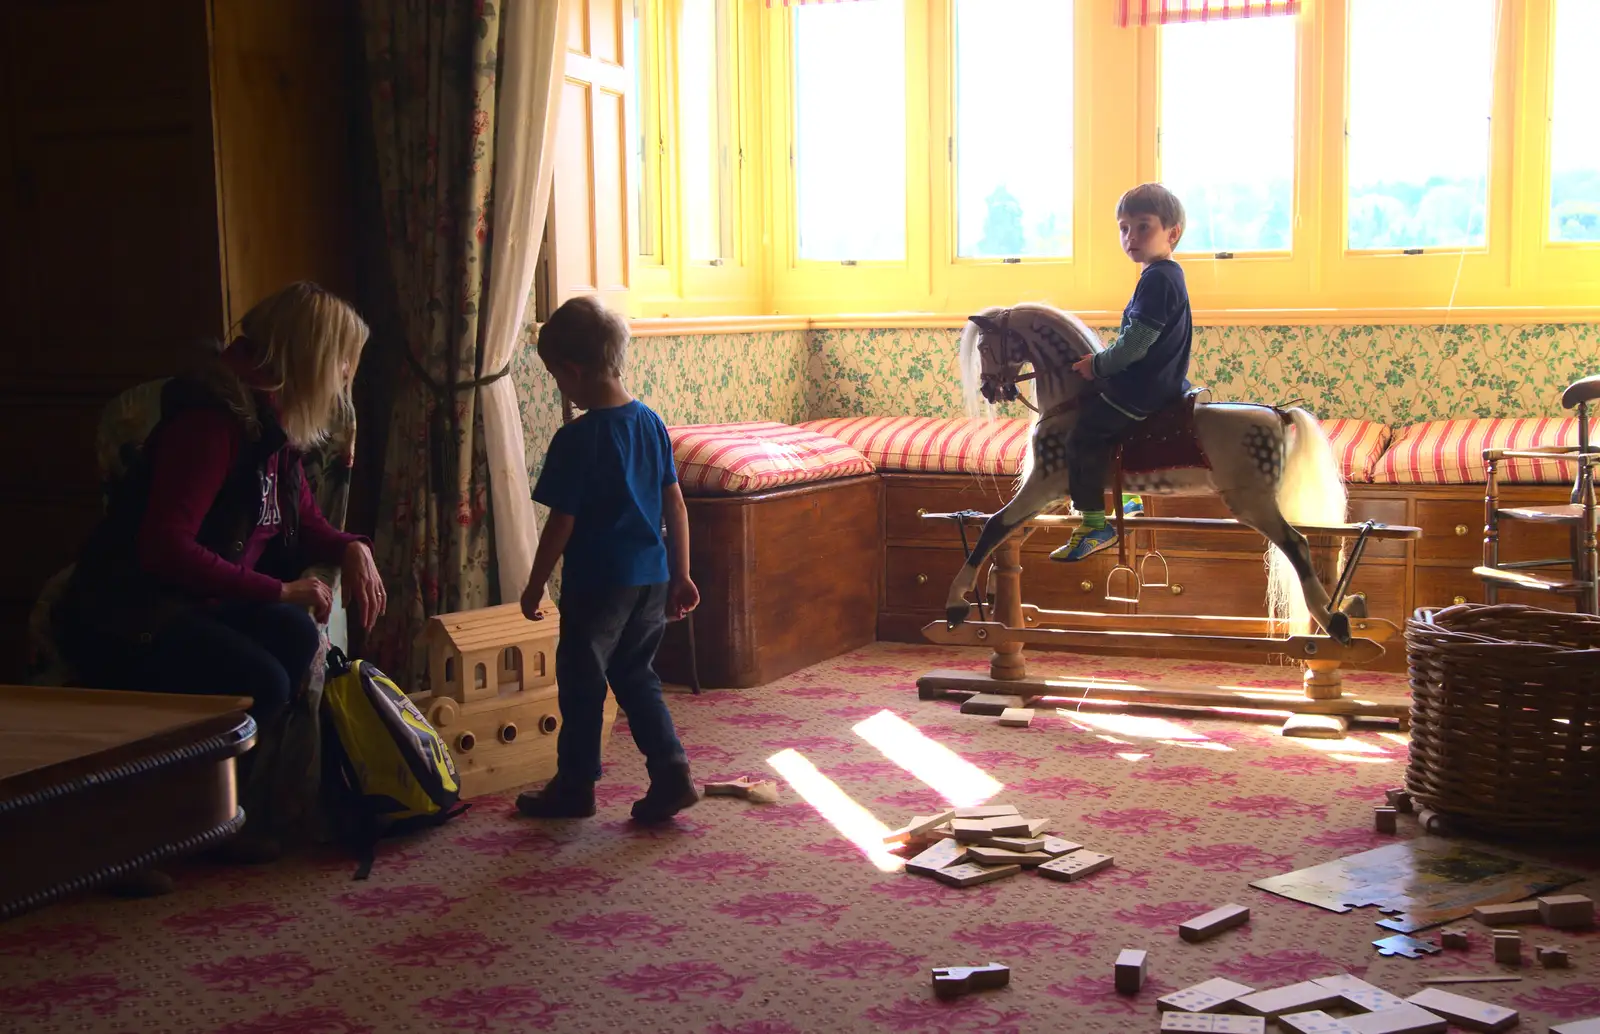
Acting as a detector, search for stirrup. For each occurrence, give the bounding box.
[1139,550,1170,589]
[1105,565,1141,605]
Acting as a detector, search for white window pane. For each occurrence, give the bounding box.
[679,0,736,263]
[1160,16,1296,253]
[1551,0,1600,242]
[1348,0,1494,250]
[795,0,905,262]
[955,0,1073,259]
[627,1,656,259]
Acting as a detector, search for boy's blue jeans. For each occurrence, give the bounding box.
[1068,392,1140,514]
[555,582,688,782]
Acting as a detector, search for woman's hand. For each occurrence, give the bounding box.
[341,541,387,633]
[281,577,333,623]
[666,575,700,622]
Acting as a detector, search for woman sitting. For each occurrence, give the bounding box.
[56,281,387,873]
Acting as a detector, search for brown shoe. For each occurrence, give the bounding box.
[517,774,597,819]
[105,868,175,898]
[631,760,699,824]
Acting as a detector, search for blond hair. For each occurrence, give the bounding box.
[238,282,369,447]
[537,295,629,377]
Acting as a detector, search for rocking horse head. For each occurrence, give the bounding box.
[959,303,1101,418]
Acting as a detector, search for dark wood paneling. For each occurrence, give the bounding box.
[884,474,1012,544]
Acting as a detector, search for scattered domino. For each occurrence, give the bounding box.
[981,835,1046,851]
[1113,948,1145,994]
[1340,1002,1447,1034]
[1374,807,1397,834]
[1404,987,1518,1032]
[1553,1020,1600,1034]
[1279,1012,1361,1034]
[1491,929,1522,966]
[966,845,1055,866]
[1539,893,1595,929]
[952,805,1021,819]
[1439,927,1470,950]
[1311,973,1406,1013]
[1539,944,1570,968]
[1157,977,1255,1013]
[1160,1014,1265,1032]
[1178,903,1250,943]
[1036,849,1113,882]
[1235,980,1344,1019]
[959,693,1025,715]
[883,810,956,845]
[951,818,1002,842]
[997,708,1034,727]
[904,837,968,877]
[1039,837,1080,855]
[1472,901,1540,925]
[1025,817,1051,836]
[930,962,1009,999]
[1385,787,1414,814]
[933,862,1022,887]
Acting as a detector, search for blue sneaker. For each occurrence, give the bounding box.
[1050,525,1119,562]
[1122,493,1143,516]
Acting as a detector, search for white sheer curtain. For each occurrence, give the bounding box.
[480,0,574,601]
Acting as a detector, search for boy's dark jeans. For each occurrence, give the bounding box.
[1067,392,1141,514]
[555,582,687,782]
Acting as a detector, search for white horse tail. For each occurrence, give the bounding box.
[1268,407,1349,634]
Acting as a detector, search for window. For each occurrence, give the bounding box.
[793,0,905,261]
[1159,15,1297,253]
[678,0,738,263]
[1346,0,1495,251]
[1550,0,1600,243]
[626,0,660,262]
[953,0,1073,259]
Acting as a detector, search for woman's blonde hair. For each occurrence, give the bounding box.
[238,282,369,448]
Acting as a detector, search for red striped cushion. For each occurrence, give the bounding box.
[669,421,875,495]
[799,416,1033,476]
[1373,417,1599,485]
[1321,419,1391,484]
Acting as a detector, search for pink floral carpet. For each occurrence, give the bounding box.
[3,643,1598,1034]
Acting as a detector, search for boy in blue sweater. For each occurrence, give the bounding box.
[516,295,701,824]
[1054,183,1194,561]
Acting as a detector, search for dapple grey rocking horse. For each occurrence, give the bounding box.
[945,302,1354,644]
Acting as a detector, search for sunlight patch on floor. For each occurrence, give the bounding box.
[1061,711,1208,741]
[851,711,1003,807]
[766,748,903,873]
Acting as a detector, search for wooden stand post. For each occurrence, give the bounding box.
[989,535,1027,681]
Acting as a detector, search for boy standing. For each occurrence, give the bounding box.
[1053,183,1194,561]
[516,295,701,824]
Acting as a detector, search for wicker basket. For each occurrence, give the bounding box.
[1405,603,1600,836]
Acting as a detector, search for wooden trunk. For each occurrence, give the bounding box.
[657,476,882,689]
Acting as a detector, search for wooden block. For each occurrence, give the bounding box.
[1373,807,1398,834]
[967,845,1054,867]
[883,813,948,845]
[1539,892,1595,928]
[951,818,1001,842]
[1440,927,1470,950]
[704,778,757,796]
[932,861,1022,888]
[1039,836,1081,855]
[1552,1020,1600,1034]
[1404,988,1517,1032]
[1178,903,1251,943]
[1418,975,1522,985]
[1538,944,1570,968]
[997,708,1034,727]
[985,816,1031,836]
[930,962,1009,999]
[1341,1003,1447,1034]
[1159,1014,1265,1033]
[1282,713,1349,738]
[1236,981,1345,1019]
[1037,849,1113,882]
[1025,817,1050,836]
[1311,973,1406,1013]
[1113,948,1145,995]
[1156,977,1254,1013]
[904,837,968,877]
[952,805,1021,819]
[980,835,1046,852]
[1385,787,1414,814]
[960,693,1025,716]
[1279,1012,1362,1034]
[1491,931,1522,966]
[1472,901,1541,925]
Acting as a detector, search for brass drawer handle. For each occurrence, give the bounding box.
[917,508,928,518]
[1080,580,1093,592]
[1455,524,1469,536]
[1452,595,1467,605]
[1170,583,1185,596]
[916,573,928,585]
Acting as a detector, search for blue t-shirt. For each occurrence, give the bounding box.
[1102,259,1193,418]
[532,400,676,589]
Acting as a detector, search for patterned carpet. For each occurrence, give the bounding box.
[3,642,1599,1034]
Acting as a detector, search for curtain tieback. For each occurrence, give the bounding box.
[403,349,514,402]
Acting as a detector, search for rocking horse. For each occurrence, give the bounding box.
[922,302,1421,727]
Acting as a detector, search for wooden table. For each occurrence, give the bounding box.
[0,686,255,920]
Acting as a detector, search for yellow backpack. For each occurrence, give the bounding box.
[322,648,466,878]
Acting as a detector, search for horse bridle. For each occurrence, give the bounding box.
[978,308,1041,413]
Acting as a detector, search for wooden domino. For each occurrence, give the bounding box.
[1038,836,1080,855]
[1471,900,1540,925]
[1235,980,1344,1019]
[952,805,1021,819]
[1374,807,1397,834]
[997,708,1034,727]
[1278,1012,1361,1034]
[1404,987,1517,1032]
[951,818,1001,842]
[1178,903,1250,943]
[1552,1020,1600,1034]
[904,837,968,877]
[1113,948,1145,994]
[1491,930,1522,965]
[930,962,1009,999]
[959,693,1025,716]
[883,810,955,845]
[1538,944,1570,968]
[932,862,1022,887]
[981,835,1046,852]
[985,815,1031,837]
[1439,927,1469,950]
[1025,817,1050,836]
[966,845,1054,866]
[1036,849,1113,882]
[1539,893,1595,929]
[1385,787,1414,814]
[1157,977,1254,1013]
[1341,1003,1447,1034]
[1159,1014,1265,1032]
[1311,973,1406,1013]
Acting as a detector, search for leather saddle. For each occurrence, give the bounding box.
[1115,387,1213,474]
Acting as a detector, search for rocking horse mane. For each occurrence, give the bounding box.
[958,301,1102,421]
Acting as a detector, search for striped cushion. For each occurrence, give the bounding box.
[1373,417,1599,485]
[670,421,875,495]
[799,416,1032,476]
[1322,419,1391,484]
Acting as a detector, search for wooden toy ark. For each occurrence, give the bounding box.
[413,601,617,799]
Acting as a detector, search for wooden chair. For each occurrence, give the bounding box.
[1476,375,1600,614]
